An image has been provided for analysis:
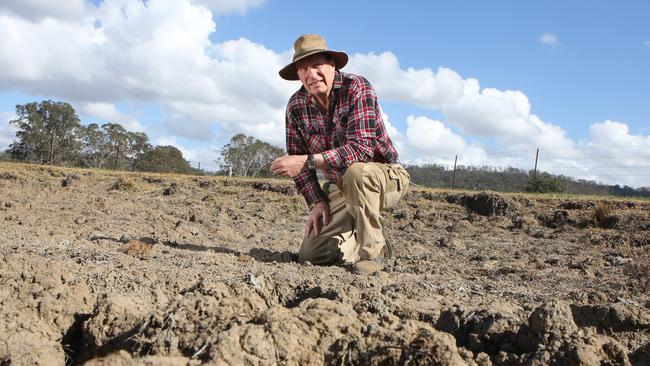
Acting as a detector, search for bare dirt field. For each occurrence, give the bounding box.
[1,162,649,365]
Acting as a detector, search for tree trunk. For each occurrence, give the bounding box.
[48,133,55,165]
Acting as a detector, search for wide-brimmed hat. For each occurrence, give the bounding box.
[279,34,348,81]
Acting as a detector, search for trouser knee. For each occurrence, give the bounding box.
[341,162,368,192]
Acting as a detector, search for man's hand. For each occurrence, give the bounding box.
[305,200,330,237]
[270,155,307,177]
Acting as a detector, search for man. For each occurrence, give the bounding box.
[270,34,410,275]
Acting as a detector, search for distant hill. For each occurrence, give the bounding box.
[407,164,650,198]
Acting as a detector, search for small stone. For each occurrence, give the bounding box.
[118,240,152,259]
[75,217,87,224]
[246,273,262,290]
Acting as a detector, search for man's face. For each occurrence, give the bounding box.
[296,53,336,99]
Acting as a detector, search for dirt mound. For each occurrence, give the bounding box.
[446,192,510,216]
[1,162,649,365]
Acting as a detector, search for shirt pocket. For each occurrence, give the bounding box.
[302,122,322,150]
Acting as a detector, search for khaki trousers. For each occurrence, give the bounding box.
[298,162,410,265]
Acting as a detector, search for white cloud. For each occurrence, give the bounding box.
[0,0,93,21]
[540,32,559,46]
[348,52,468,109]
[406,115,467,158]
[155,135,220,170]
[0,112,18,150]
[0,0,291,145]
[79,102,144,132]
[644,41,650,48]
[380,112,410,162]
[546,120,650,187]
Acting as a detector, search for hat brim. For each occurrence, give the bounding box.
[279,50,348,81]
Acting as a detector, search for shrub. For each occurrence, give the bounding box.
[525,177,565,193]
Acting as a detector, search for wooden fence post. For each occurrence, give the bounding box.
[533,148,539,187]
[451,155,458,189]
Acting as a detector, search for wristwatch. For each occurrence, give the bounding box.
[307,154,316,170]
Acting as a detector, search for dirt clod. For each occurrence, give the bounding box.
[118,240,153,259]
[448,192,510,216]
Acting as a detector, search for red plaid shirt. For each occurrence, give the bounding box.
[285,71,399,206]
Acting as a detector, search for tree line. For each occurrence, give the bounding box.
[407,164,650,198]
[4,100,194,174]
[2,100,285,176]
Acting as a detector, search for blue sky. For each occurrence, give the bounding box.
[1,0,649,187]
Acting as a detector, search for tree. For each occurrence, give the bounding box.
[128,131,152,159]
[218,133,285,177]
[9,100,81,165]
[77,123,151,169]
[133,145,191,173]
[78,123,111,168]
[100,123,152,169]
[102,123,129,169]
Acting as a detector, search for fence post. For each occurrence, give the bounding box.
[451,155,458,189]
[533,148,539,187]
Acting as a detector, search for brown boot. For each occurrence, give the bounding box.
[351,247,385,275]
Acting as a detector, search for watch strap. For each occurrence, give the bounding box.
[307,154,316,170]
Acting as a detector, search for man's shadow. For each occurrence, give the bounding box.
[161,240,297,263]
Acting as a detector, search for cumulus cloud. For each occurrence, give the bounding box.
[405,116,467,158]
[587,120,650,148]
[349,52,469,109]
[0,0,292,145]
[0,0,93,21]
[79,102,144,132]
[540,32,559,46]
[539,120,650,187]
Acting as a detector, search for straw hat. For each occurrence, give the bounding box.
[279,34,348,80]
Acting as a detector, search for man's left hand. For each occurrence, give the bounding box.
[270,155,307,177]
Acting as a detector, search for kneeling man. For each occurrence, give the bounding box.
[271,34,409,275]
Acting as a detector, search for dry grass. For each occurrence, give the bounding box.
[592,202,613,225]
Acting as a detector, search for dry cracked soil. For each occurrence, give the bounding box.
[1,162,649,365]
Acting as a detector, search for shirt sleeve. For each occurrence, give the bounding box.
[285,105,327,206]
[321,77,377,169]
